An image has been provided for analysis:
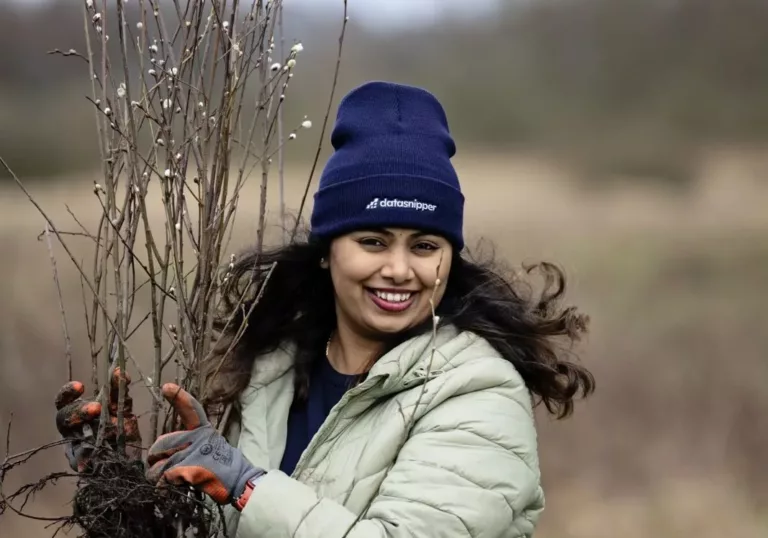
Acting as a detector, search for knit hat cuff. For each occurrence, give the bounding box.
[310,174,465,249]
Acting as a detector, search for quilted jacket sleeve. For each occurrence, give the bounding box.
[235,381,545,538]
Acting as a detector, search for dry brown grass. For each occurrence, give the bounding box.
[1,151,767,537]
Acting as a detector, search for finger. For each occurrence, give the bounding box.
[109,367,134,410]
[106,414,142,444]
[146,429,197,462]
[146,441,192,467]
[146,457,169,484]
[111,367,133,389]
[123,415,142,445]
[161,383,209,430]
[146,445,192,484]
[164,466,228,504]
[55,382,85,410]
[56,401,102,435]
[107,394,134,418]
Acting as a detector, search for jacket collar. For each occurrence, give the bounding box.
[247,324,492,397]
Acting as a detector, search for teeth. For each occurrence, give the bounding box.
[374,290,412,303]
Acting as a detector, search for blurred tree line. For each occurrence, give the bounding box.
[2,0,768,183]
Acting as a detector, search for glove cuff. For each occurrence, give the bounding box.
[233,468,266,511]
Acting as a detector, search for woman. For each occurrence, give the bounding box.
[55,81,594,537]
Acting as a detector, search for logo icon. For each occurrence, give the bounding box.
[365,197,437,212]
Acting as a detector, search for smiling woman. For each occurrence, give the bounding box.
[55,81,595,538]
[323,227,453,362]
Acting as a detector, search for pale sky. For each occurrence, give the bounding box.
[10,0,503,29]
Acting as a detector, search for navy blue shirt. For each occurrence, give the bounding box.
[279,354,357,475]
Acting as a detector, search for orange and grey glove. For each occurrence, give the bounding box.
[146,383,265,507]
[54,368,143,472]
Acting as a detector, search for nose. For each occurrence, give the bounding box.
[380,247,414,284]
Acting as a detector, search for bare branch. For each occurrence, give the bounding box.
[293,0,349,241]
[43,223,73,381]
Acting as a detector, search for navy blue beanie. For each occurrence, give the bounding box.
[309,81,464,250]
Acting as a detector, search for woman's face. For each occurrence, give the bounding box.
[325,228,453,339]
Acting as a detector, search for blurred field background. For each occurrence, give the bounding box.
[1,0,768,537]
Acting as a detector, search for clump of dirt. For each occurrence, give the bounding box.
[68,449,216,538]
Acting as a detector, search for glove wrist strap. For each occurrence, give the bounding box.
[233,470,265,512]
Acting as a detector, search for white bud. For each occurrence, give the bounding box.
[148,68,157,76]
[171,67,178,76]
[288,133,296,140]
[301,120,312,129]
[198,101,205,108]
[117,83,126,99]
[175,222,182,231]
[156,137,165,146]
[163,98,172,110]
[291,42,303,54]
[92,13,102,23]
[104,107,112,116]
[270,62,281,72]
[136,22,143,30]
[164,169,172,178]
[222,21,229,29]
[286,59,296,68]
[175,152,182,160]
[149,44,158,53]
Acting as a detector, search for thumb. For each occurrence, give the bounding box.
[161,383,209,430]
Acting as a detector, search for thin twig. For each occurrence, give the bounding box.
[43,223,73,381]
[292,0,349,242]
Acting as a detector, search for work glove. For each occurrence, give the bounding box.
[54,367,143,472]
[146,383,265,506]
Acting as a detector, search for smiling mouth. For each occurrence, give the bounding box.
[366,288,418,312]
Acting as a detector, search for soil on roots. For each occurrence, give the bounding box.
[68,450,217,538]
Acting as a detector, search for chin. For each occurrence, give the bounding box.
[364,316,414,336]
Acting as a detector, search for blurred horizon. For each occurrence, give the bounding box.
[5,0,505,30]
[3,0,768,184]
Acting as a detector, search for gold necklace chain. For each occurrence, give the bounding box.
[325,332,334,359]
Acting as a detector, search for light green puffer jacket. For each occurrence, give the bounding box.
[215,324,545,537]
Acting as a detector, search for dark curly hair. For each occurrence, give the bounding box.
[202,229,594,420]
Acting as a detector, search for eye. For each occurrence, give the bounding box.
[356,237,387,248]
[413,241,440,252]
